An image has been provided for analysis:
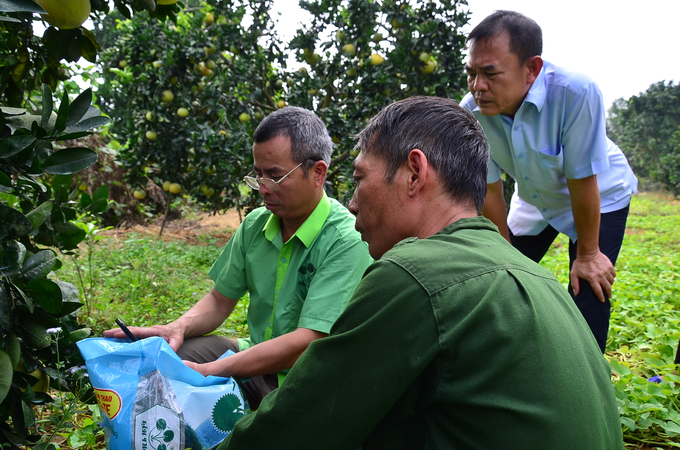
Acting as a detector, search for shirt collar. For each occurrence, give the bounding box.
[523,64,547,112]
[262,191,332,247]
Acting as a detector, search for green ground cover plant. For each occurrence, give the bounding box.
[41,191,680,448]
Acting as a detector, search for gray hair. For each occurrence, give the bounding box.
[253,106,332,176]
[355,96,489,214]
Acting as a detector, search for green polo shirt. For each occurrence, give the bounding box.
[208,192,371,380]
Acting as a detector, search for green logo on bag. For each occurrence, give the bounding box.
[211,393,245,433]
[134,405,181,450]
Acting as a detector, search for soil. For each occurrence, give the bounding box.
[102,208,243,247]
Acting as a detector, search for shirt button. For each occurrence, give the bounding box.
[281,257,287,263]
[542,208,547,212]
[513,125,520,131]
[533,195,538,198]
[518,153,524,158]
[524,176,529,180]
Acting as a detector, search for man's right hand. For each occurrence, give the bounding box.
[102,323,185,352]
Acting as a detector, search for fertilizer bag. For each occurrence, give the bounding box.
[77,337,248,450]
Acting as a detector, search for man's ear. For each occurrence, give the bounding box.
[406,149,428,197]
[525,55,543,84]
[313,160,328,187]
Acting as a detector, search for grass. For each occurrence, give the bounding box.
[46,192,680,449]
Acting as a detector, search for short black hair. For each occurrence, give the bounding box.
[467,10,542,64]
[354,96,489,214]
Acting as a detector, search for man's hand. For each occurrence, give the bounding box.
[570,250,616,302]
[103,323,185,351]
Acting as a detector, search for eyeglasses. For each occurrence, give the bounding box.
[244,159,309,192]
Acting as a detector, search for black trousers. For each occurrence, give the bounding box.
[509,204,630,352]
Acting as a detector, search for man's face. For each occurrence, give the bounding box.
[348,151,408,260]
[252,135,319,223]
[465,32,534,117]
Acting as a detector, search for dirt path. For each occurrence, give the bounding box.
[102,208,243,247]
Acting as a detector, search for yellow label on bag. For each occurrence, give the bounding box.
[95,388,122,419]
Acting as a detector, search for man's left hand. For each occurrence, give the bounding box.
[570,251,616,302]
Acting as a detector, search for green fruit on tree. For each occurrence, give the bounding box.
[34,0,90,30]
[153,60,163,68]
[370,54,385,65]
[146,130,157,140]
[205,165,217,175]
[239,112,250,123]
[254,111,263,120]
[146,111,154,121]
[133,189,146,200]
[197,81,206,92]
[419,52,430,62]
[206,188,215,197]
[230,45,240,55]
[177,107,189,117]
[335,30,346,41]
[206,59,216,70]
[372,33,383,43]
[204,13,214,25]
[161,90,174,102]
[277,100,286,108]
[119,60,128,68]
[170,76,178,85]
[169,183,183,194]
[390,17,404,28]
[200,185,210,195]
[342,44,356,56]
[305,53,320,64]
[421,60,437,74]
[346,67,357,77]
[204,43,216,54]
[163,181,171,191]
[275,79,284,88]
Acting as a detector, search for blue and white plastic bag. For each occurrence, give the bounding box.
[77,337,249,450]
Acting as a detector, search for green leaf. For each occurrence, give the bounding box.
[65,115,110,133]
[0,349,11,404]
[92,184,109,203]
[7,333,20,370]
[54,280,79,303]
[65,88,92,127]
[0,15,20,23]
[0,0,45,13]
[54,131,92,141]
[26,279,62,314]
[0,286,11,333]
[80,192,91,208]
[0,204,32,240]
[89,198,108,214]
[21,250,56,280]
[41,84,53,129]
[609,358,631,376]
[1,134,36,158]
[60,327,90,346]
[620,416,636,431]
[25,201,53,231]
[0,169,10,187]
[664,420,680,435]
[60,301,84,315]
[0,241,26,277]
[43,147,97,175]
[54,90,70,132]
[22,322,50,350]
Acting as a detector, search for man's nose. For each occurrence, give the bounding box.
[471,75,487,92]
[348,190,358,216]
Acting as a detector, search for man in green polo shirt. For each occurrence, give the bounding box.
[104,107,371,410]
[214,97,624,449]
